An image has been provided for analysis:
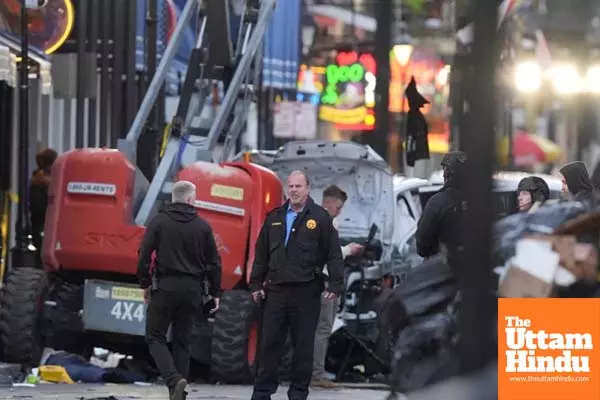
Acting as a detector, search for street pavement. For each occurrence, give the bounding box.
[0,383,402,399]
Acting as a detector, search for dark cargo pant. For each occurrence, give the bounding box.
[252,280,322,400]
[145,286,202,389]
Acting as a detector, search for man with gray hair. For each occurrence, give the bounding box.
[137,180,222,400]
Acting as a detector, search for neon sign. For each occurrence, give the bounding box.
[1,0,74,55]
[297,65,325,94]
[319,51,376,131]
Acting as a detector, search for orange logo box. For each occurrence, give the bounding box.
[498,298,600,400]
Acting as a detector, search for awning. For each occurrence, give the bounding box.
[498,132,562,167]
[0,32,52,94]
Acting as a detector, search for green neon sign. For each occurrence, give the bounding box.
[321,63,365,105]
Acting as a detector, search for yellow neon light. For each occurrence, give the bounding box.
[45,0,75,55]
[319,105,368,125]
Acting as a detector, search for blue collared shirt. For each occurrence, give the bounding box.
[285,205,303,245]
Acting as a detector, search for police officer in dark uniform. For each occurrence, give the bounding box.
[137,180,222,400]
[249,170,344,400]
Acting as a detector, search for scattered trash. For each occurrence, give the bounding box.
[12,382,36,387]
[25,368,40,384]
[39,365,75,384]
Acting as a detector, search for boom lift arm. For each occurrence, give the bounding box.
[117,0,276,226]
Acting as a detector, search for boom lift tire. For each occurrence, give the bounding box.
[43,280,85,355]
[211,289,259,383]
[0,267,48,366]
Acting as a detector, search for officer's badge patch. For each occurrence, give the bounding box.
[306,219,317,229]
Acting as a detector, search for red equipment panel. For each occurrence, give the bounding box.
[43,150,283,289]
[177,161,283,290]
[42,149,144,274]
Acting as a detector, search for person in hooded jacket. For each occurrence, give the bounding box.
[559,161,595,206]
[29,148,58,268]
[416,151,467,268]
[137,180,222,400]
[516,176,550,213]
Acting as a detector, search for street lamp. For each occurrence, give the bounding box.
[391,33,413,174]
[392,43,414,68]
[11,0,48,268]
[585,65,600,94]
[514,60,542,93]
[549,63,582,95]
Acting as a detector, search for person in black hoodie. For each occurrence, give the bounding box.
[416,151,467,269]
[137,180,222,400]
[559,161,595,206]
[29,148,58,268]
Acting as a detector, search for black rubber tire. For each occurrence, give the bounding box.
[44,280,84,354]
[0,267,48,366]
[211,290,258,384]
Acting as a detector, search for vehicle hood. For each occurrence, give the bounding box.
[250,141,395,247]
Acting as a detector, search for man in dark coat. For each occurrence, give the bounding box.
[416,151,467,269]
[249,170,344,400]
[137,180,222,400]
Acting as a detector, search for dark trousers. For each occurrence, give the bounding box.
[252,280,322,400]
[145,287,202,388]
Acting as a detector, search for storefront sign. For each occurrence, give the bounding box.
[273,99,318,139]
[319,51,376,131]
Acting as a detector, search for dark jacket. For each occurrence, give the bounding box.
[249,197,345,295]
[29,169,51,233]
[560,161,595,205]
[416,186,465,260]
[136,203,222,297]
[416,152,466,263]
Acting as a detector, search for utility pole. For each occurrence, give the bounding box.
[12,0,34,268]
[458,0,499,374]
[370,0,393,161]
